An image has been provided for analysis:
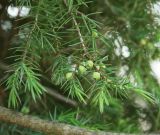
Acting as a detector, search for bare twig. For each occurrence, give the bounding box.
[44,86,78,107]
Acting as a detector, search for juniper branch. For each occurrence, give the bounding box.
[0,61,78,107]
[63,0,88,55]
[0,106,158,135]
[71,13,88,55]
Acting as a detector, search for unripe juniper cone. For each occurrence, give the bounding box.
[66,72,73,80]
[78,65,87,74]
[93,72,101,80]
[86,60,94,69]
[92,29,98,38]
[140,39,147,45]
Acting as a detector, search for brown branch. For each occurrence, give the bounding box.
[44,86,78,107]
[0,106,158,135]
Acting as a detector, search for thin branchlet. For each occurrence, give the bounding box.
[63,0,88,56]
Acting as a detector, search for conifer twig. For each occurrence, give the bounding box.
[0,61,78,107]
[22,0,41,61]
[63,0,88,55]
[71,13,88,55]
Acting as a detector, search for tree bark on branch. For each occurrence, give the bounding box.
[0,106,158,135]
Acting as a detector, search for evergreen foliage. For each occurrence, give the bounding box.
[0,0,160,134]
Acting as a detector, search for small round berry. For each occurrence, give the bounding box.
[66,72,73,80]
[86,60,94,69]
[78,65,87,74]
[92,72,101,80]
[140,39,147,45]
[92,29,98,38]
